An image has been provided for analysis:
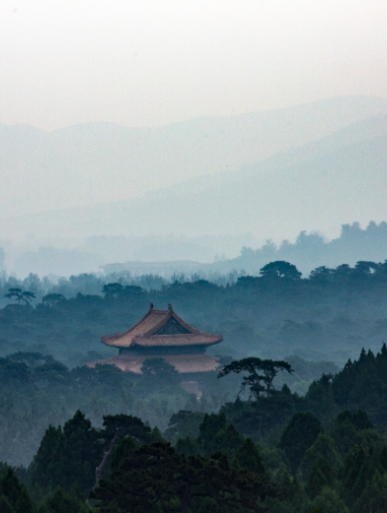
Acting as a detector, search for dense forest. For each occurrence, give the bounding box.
[3,344,387,512]
[1,258,387,367]
[2,258,387,511]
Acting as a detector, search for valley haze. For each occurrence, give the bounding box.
[1,96,387,277]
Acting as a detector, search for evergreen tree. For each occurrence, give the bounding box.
[313,487,348,513]
[138,357,182,395]
[279,412,322,473]
[206,423,244,459]
[0,496,15,513]
[198,412,227,447]
[299,432,342,482]
[233,438,265,476]
[0,468,36,513]
[353,470,387,513]
[339,444,381,504]
[109,436,137,473]
[29,411,103,496]
[306,458,333,499]
[29,426,63,493]
[175,436,200,457]
[91,441,276,513]
[218,357,293,398]
[40,488,89,513]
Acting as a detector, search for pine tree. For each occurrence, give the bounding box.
[0,496,15,513]
[306,458,333,499]
[233,438,265,475]
[279,412,322,473]
[313,487,348,513]
[0,469,35,513]
[40,488,89,513]
[29,411,103,496]
[353,470,387,513]
[299,432,342,482]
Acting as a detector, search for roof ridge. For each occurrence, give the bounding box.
[103,304,162,342]
[143,308,173,336]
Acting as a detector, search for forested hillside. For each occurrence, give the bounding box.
[1,258,387,512]
[2,259,387,366]
[3,344,387,512]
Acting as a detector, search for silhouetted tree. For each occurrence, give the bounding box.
[4,288,36,305]
[260,261,302,279]
[218,357,293,398]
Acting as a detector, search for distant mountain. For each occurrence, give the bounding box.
[1,95,387,218]
[2,123,387,244]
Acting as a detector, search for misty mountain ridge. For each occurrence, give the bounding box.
[2,125,387,241]
[2,95,387,277]
[1,95,387,218]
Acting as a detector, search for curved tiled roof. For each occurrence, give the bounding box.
[89,353,221,374]
[101,304,223,349]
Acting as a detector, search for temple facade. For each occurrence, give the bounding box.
[94,303,223,376]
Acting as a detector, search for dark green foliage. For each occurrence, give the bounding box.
[30,411,103,496]
[306,458,333,499]
[304,373,338,423]
[138,357,182,394]
[351,410,374,431]
[0,496,15,513]
[91,441,276,513]
[197,411,245,458]
[331,409,383,458]
[165,410,205,442]
[260,447,289,482]
[299,432,342,482]
[109,436,137,473]
[29,425,63,493]
[205,423,244,459]
[353,471,387,513]
[331,346,387,425]
[218,357,293,398]
[339,444,382,503]
[3,261,387,466]
[279,412,322,473]
[222,386,302,440]
[233,438,265,475]
[198,411,227,445]
[0,468,35,513]
[2,261,387,511]
[102,413,152,444]
[379,445,387,471]
[313,488,348,513]
[175,436,200,457]
[39,488,89,513]
[3,254,387,377]
[259,261,302,280]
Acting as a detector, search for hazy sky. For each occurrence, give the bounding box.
[1,0,387,130]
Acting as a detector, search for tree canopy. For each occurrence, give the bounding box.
[218,357,294,398]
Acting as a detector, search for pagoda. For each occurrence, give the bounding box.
[94,304,223,376]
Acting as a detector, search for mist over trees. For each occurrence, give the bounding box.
[1,255,387,511]
[2,250,387,370]
[1,220,387,279]
[2,344,387,512]
[220,220,387,276]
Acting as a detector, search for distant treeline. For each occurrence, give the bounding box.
[2,257,387,367]
[2,221,387,299]
[2,220,387,280]
[215,220,387,276]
